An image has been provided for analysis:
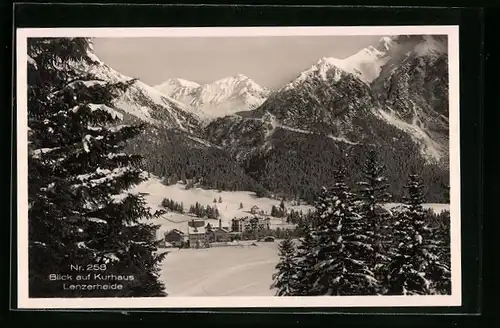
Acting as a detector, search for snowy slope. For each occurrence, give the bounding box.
[134,175,310,234]
[282,35,446,89]
[282,36,395,90]
[251,35,449,164]
[135,175,448,239]
[154,74,271,120]
[74,44,202,132]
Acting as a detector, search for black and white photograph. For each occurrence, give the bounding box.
[17,26,460,308]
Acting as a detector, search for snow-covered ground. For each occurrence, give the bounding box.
[132,176,450,296]
[159,241,280,296]
[133,175,310,237]
[133,176,449,239]
[384,202,450,214]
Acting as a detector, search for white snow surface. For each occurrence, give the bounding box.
[154,74,271,120]
[160,241,280,296]
[133,175,308,237]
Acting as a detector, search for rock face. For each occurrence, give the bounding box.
[154,74,271,121]
[371,35,449,164]
[207,35,449,165]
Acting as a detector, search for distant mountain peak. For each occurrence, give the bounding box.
[155,74,271,120]
[283,35,447,89]
[155,78,200,89]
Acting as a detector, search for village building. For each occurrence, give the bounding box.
[250,205,260,214]
[205,219,231,243]
[229,231,242,241]
[231,218,245,232]
[206,227,230,243]
[164,229,186,247]
[231,216,271,233]
[188,226,207,248]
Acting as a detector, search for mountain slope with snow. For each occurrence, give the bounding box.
[74,45,202,132]
[154,74,271,120]
[204,35,450,202]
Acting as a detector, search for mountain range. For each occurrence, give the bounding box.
[60,35,450,202]
[153,75,271,120]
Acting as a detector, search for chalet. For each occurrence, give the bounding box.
[164,229,185,247]
[250,205,260,214]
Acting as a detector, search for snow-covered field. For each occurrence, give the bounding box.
[159,241,279,296]
[133,176,449,236]
[133,175,310,237]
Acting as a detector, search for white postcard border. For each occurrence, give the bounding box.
[16,25,461,309]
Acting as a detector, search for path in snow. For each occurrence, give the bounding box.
[245,115,359,145]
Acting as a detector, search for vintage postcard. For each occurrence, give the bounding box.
[16,25,461,309]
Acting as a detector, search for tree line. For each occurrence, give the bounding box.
[271,150,451,296]
[161,198,184,214]
[188,202,220,219]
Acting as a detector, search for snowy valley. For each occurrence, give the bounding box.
[27,34,453,299]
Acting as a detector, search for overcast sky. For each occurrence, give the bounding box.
[93,35,384,89]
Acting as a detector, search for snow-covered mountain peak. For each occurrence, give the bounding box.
[154,74,271,120]
[154,78,200,95]
[375,36,396,52]
[414,35,447,57]
[283,35,447,90]
[208,74,264,91]
[166,78,200,88]
[67,44,202,131]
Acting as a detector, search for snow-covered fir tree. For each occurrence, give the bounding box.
[28,38,167,297]
[271,235,298,296]
[386,174,450,295]
[313,168,378,295]
[292,218,320,295]
[356,149,392,292]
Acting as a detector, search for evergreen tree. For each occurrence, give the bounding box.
[357,149,392,290]
[386,174,450,295]
[293,219,320,295]
[313,169,378,295]
[271,205,278,217]
[218,196,222,203]
[28,38,166,297]
[271,235,298,296]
